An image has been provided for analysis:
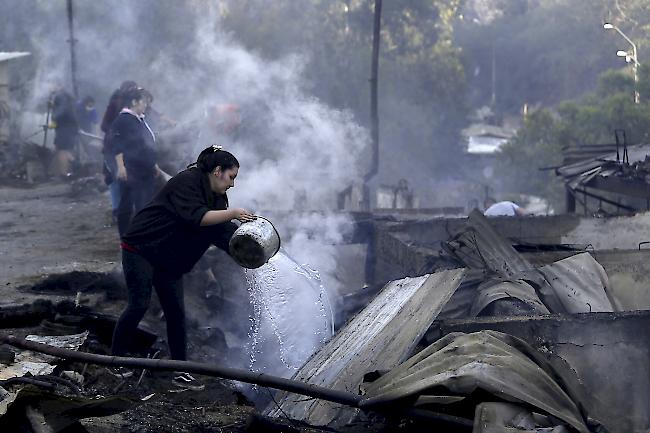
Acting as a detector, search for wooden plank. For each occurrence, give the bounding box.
[265,268,466,426]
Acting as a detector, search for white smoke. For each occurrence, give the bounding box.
[13,2,369,371]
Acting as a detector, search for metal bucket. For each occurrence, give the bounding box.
[229,216,281,269]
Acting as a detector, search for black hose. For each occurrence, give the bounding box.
[0,377,56,391]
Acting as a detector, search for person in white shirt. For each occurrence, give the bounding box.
[483,197,528,217]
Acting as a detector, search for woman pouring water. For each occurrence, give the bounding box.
[110,145,256,390]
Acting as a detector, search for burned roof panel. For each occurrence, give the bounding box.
[360,330,594,433]
[443,211,618,315]
[557,142,650,178]
[443,209,533,277]
[265,269,466,426]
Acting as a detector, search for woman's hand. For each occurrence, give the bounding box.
[232,208,256,223]
[117,165,128,181]
[116,154,127,181]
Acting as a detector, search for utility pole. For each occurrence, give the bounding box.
[367,0,382,184]
[362,0,383,285]
[66,0,79,98]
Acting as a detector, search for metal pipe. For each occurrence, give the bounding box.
[42,96,52,147]
[0,377,56,390]
[0,332,361,407]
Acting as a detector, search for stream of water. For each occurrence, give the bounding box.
[244,248,335,378]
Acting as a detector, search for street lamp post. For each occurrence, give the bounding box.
[604,23,640,104]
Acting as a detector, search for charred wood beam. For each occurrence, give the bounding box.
[0,300,56,327]
[0,333,472,429]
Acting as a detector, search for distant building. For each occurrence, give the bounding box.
[461,123,515,155]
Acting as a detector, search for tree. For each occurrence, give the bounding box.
[219,0,469,179]
[454,0,623,114]
[495,66,650,211]
[496,109,565,207]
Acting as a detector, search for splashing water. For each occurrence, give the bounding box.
[245,249,334,377]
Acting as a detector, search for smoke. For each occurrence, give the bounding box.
[15,1,371,207]
[7,1,369,369]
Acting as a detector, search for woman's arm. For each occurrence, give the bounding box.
[200,208,255,226]
[115,153,127,180]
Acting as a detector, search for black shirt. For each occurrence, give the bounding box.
[122,167,238,277]
[110,112,157,180]
[52,90,79,150]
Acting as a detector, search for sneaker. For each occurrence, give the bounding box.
[172,372,205,391]
[106,366,134,379]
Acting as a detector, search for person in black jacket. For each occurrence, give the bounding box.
[111,87,162,236]
[110,145,255,390]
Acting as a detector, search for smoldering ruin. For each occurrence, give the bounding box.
[1,1,650,432]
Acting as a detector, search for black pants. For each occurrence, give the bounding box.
[111,249,187,360]
[116,176,156,237]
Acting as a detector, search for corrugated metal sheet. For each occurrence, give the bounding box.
[265,269,466,427]
[533,252,620,313]
[442,210,561,314]
[557,143,650,207]
[557,142,650,178]
[359,331,595,433]
[470,279,550,316]
[443,211,618,315]
[443,209,532,277]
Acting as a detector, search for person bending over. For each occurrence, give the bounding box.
[110,146,255,390]
[483,197,528,217]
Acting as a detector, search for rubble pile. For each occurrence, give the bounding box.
[1,181,649,432]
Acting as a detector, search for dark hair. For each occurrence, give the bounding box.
[192,145,239,173]
[121,87,147,108]
[119,80,138,92]
[82,96,94,106]
[143,89,154,104]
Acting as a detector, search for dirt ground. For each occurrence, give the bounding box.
[0,178,118,291]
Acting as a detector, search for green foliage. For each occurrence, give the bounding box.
[638,64,650,101]
[496,110,565,207]
[496,66,650,210]
[455,0,627,113]
[596,70,634,98]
